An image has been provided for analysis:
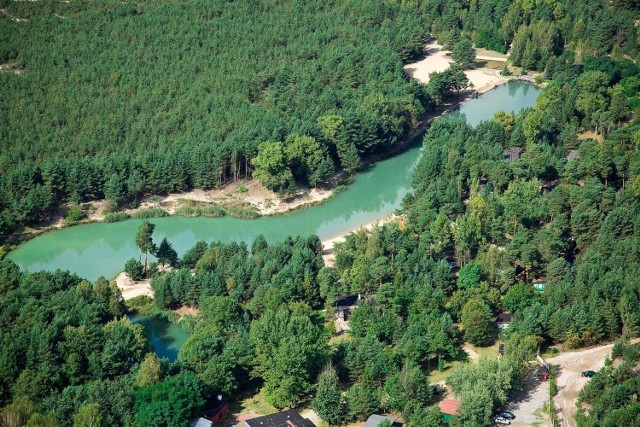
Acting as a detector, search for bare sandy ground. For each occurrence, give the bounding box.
[87,178,333,223]
[321,214,401,267]
[547,339,640,427]
[403,40,508,93]
[115,272,153,300]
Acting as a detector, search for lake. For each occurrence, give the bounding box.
[9,81,541,281]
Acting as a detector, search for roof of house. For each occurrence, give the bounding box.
[245,410,316,427]
[439,398,460,416]
[190,418,213,427]
[336,294,359,308]
[363,414,399,427]
[497,312,513,324]
[336,294,375,308]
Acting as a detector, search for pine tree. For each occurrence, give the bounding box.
[135,221,155,275]
[311,364,346,426]
[155,237,178,267]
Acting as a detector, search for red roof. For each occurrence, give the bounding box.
[439,398,460,415]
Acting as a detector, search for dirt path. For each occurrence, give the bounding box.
[546,341,638,427]
[476,54,508,62]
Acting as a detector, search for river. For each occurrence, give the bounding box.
[9,82,540,281]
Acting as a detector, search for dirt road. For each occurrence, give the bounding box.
[547,339,640,427]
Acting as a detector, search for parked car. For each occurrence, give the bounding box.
[498,411,516,420]
[582,370,596,378]
[495,416,511,425]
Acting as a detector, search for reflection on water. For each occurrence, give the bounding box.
[9,82,541,281]
[129,314,189,362]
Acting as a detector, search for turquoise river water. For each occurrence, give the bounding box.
[9,82,540,282]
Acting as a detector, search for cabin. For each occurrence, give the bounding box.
[202,395,228,424]
[533,279,546,291]
[364,414,402,427]
[503,147,523,163]
[496,313,513,330]
[566,149,578,161]
[336,294,375,321]
[190,418,212,427]
[439,398,460,421]
[244,410,316,427]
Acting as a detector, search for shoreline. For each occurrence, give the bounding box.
[3,41,518,254]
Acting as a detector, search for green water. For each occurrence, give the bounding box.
[129,314,189,361]
[9,82,540,281]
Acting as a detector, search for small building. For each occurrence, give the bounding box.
[190,418,212,427]
[245,410,316,427]
[202,395,228,423]
[364,414,402,427]
[566,149,578,161]
[503,147,523,163]
[533,279,546,291]
[496,312,513,330]
[439,398,460,421]
[336,294,375,321]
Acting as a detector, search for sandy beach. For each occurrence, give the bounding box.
[403,40,508,93]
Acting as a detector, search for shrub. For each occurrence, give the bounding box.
[104,212,131,223]
[64,204,87,225]
[131,208,169,219]
[124,258,144,281]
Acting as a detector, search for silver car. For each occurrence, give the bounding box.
[495,416,511,425]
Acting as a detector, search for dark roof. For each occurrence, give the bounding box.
[336,295,359,308]
[439,398,460,416]
[336,294,375,308]
[245,410,316,427]
[203,397,227,418]
[497,313,513,323]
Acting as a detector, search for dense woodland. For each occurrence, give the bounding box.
[1,0,640,426]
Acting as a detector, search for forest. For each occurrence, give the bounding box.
[0,0,433,241]
[1,0,640,426]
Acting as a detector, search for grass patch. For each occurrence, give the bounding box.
[103,212,131,222]
[175,205,226,218]
[229,387,276,416]
[131,208,169,219]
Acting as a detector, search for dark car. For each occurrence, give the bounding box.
[498,412,516,420]
[582,370,596,378]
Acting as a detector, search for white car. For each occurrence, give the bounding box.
[495,417,511,425]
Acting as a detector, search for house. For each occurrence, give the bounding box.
[244,410,316,427]
[190,418,212,427]
[439,398,460,421]
[202,395,228,423]
[336,294,375,321]
[364,414,402,427]
[496,312,513,330]
[533,279,546,291]
[503,147,523,163]
[566,149,578,161]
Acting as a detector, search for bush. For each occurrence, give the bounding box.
[131,208,169,219]
[103,212,131,223]
[64,204,87,225]
[124,258,144,281]
[102,199,119,214]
